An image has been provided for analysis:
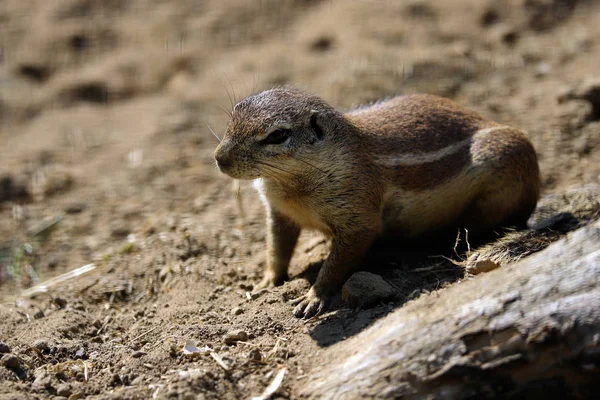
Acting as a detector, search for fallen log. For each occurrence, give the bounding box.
[302,219,600,399]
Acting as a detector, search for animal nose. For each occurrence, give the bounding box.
[214,150,232,169]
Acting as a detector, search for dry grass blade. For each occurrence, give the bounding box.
[26,214,63,238]
[251,367,286,400]
[210,351,230,371]
[126,326,160,345]
[19,263,96,298]
[205,122,221,142]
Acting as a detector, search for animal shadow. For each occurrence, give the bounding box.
[303,237,466,347]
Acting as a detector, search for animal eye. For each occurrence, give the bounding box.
[260,129,291,145]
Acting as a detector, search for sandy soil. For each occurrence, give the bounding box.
[1,0,599,398]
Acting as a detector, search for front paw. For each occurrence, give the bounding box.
[290,286,332,319]
[255,270,288,290]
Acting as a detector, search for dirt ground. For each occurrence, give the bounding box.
[1,0,599,399]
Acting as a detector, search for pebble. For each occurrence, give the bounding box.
[64,202,86,214]
[341,272,396,308]
[53,297,68,309]
[558,78,600,114]
[132,350,147,358]
[2,354,21,369]
[223,329,248,345]
[247,348,262,361]
[56,384,72,397]
[110,222,130,238]
[466,259,500,275]
[75,347,86,359]
[0,342,10,354]
[32,370,53,391]
[231,307,244,315]
[33,339,50,353]
[249,289,267,300]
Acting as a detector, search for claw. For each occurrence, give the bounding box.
[289,294,306,306]
[290,287,331,318]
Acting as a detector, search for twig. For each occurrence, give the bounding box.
[252,367,286,400]
[19,263,96,298]
[210,351,230,371]
[126,326,160,345]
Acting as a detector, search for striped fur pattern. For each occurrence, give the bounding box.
[214,87,541,318]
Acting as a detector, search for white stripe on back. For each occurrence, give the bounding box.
[374,126,504,167]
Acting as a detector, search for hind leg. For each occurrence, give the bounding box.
[463,127,540,240]
[462,184,533,243]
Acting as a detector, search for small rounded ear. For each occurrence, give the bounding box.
[309,110,325,141]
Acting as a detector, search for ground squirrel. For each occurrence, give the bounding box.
[214,87,540,318]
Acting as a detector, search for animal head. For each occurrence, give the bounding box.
[214,87,342,180]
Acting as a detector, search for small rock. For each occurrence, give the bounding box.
[480,6,500,26]
[558,78,600,115]
[46,254,60,269]
[110,222,130,238]
[32,370,53,391]
[535,62,552,78]
[131,375,144,385]
[53,297,67,309]
[231,307,244,316]
[182,393,197,400]
[247,348,262,361]
[120,374,131,385]
[132,350,147,358]
[466,259,500,275]
[310,36,334,52]
[2,354,21,369]
[341,272,396,308]
[33,339,50,353]
[238,282,253,291]
[64,202,86,214]
[249,289,267,300]
[488,23,518,46]
[0,174,30,203]
[33,310,45,319]
[56,384,72,397]
[0,342,10,354]
[223,329,248,345]
[74,347,86,358]
[110,373,122,386]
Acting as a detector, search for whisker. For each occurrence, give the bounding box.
[258,162,296,184]
[217,105,233,118]
[205,122,221,143]
[259,168,287,185]
[225,74,238,106]
[258,161,295,177]
[295,157,326,174]
[221,80,235,111]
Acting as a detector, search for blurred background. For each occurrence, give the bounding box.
[1,1,600,398]
[1,0,599,297]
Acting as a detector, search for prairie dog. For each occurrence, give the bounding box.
[214,87,540,318]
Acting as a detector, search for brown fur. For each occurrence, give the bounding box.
[214,87,541,318]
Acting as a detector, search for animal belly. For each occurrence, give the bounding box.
[382,184,474,239]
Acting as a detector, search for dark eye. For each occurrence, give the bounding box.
[260,129,291,145]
